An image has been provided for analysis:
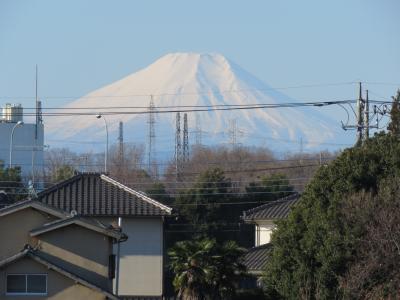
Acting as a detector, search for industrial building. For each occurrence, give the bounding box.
[0,103,44,183]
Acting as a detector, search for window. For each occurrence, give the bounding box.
[6,274,47,295]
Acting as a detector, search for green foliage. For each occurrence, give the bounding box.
[174,168,232,239]
[245,173,294,203]
[0,164,23,203]
[264,133,400,299]
[388,89,400,136]
[168,238,246,300]
[145,182,171,205]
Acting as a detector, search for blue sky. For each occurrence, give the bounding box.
[0,0,399,136]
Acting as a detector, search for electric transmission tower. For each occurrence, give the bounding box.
[147,95,157,177]
[228,119,238,149]
[118,121,124,164]
[195,113,202,146]
[175,112,182,180]
[183,113,189,162]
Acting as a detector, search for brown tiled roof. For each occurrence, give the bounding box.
[243,193,300,221]
[37,173,172,217]
[243,244,273,274]
[0,247,120,300]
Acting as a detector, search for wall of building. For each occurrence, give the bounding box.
[0,257,106,300]
[108,217,164,297]
[0,207,56,260]
[37,224,112,291]
[0,123,44,180]
[255,220,276,246]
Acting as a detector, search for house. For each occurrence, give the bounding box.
[0,200,124,299]
[0,172,172,299]
[241,193,300,283]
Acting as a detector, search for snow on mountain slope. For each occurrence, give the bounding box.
[45,53,342,153]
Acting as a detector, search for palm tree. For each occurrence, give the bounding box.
[168,239,246,300]
[169,239,214,300]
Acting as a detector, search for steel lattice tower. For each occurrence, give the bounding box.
[195,113,202,146]
[175,112,182,180]
[183,113,189,162]
[118,121,124,164]
[147,95,156,177]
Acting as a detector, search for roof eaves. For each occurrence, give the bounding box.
[27,252,120,300]
[0,199,68,218]
[30,216,124,240]
[0,248,29,268]
[101,174,172,214]
[0,248,119,300]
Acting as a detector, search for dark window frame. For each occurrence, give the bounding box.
[6,273,48,296]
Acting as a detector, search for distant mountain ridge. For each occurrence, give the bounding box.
[45,52,341,153]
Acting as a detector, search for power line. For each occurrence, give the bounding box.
[0,99,361,117]
[0,81,359,100]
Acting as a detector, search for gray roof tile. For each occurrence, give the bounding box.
[37,173,172,217]
[243,244,273,273]
[243,193,300,221]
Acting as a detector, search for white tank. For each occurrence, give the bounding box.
[2,103,23,123]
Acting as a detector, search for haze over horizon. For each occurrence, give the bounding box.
[0,0,399,154]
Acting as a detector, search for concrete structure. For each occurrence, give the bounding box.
[0,103,44,181]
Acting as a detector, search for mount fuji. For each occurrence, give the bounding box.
[45,53,344,154]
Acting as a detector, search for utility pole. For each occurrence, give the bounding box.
[364,90,369,140]
[32,65,39,187]
[183,113,189,162]
[356,82,364,145]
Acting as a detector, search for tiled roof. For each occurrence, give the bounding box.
[30,216,127,240]
[243,193,300,221]
[37,173,172,217]
[0,247,120,300]
[243,244,273,274]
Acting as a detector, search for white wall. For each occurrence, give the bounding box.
[255,220,275,246]
[116,217,164,297]
[0,122,44,180]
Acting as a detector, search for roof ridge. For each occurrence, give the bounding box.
[100,174,172,214]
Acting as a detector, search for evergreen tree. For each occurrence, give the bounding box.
[168,238,246,300]
[388,89,400,136]
[263,133,400,299]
